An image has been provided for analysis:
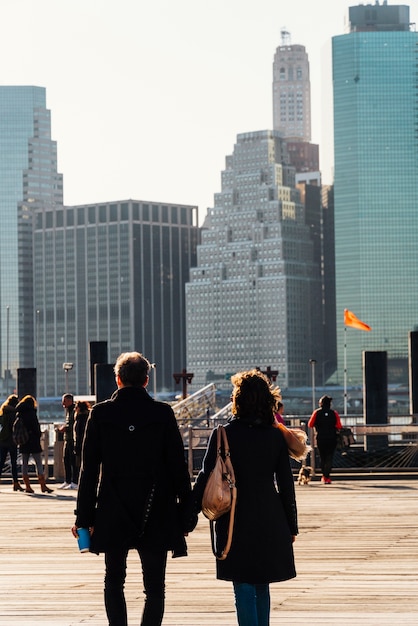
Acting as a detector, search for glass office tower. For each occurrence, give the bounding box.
[0,87,63,390]
[333,3,418,384]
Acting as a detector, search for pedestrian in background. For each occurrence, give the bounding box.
[16,395,53,494]
[0,394,23,491]
[308,395,342,484]
[73,400,91,473]
[59,393,78,489]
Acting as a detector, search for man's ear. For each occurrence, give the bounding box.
[143,375,149,388]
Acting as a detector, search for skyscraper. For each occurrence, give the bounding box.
[33,199,199,396]
[186,130,322,389]
[272,29,311,142]
[0,86,63,391]
[333,2,418,383]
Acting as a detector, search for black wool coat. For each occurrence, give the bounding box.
[75,386,193,555]
[17,406,42,454]
[193,419,298,584]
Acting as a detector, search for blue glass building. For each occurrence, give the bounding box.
[0,87,63,389]
[332,3,418,384]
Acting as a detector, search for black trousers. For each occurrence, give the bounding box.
[317,438,337,479]
[104,545,167,626]
[63,440,78,484]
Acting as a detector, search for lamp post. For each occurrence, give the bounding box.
[149,363,157,400]
[309,359,317,475]
[309,359,317,412]
[63,362,73,393]
[5,305,9,396]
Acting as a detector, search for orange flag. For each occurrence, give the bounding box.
[344,309,371,331]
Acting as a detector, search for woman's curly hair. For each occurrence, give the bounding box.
[230,369,281,426]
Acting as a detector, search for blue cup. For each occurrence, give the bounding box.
[77,528,90,553]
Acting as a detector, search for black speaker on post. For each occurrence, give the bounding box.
[89,341,108,395]
[17,368,37,399]
[363,351,388,449]
[95,363,117,403]
[408,331,418,421]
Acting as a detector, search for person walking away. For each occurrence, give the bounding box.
[59,393,78,489]
[191,369,298,626]
[73,400,91,473]
[0,395,23,491]
[308,395,342,484]
[15,395,53,494]
[72,351,195,626]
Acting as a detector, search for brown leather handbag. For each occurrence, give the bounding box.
[201,425,237,560]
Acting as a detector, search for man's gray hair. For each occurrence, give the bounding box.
[114,352,150,387]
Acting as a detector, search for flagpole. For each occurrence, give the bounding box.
[344,325,347,416]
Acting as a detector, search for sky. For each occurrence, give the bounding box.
[2,0,417,225]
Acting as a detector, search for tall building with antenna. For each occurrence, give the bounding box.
[272,29,311,142]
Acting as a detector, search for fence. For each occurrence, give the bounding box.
[2,416,417,480]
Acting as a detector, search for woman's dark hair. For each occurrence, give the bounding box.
[319,395,332,409]
[230,369,281,426]
[0,394,19,415]
[16,395,37,410]
[75,400,91,413]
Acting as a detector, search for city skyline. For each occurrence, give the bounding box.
[3,1,417,223]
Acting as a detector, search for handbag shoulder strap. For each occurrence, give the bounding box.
[211,424,237,560]
[218,425,235,482]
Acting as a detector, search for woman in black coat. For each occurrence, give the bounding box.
[0,394,23,491]
[192,369,298,626]
[16,395,53,494]
[73,352,194,626]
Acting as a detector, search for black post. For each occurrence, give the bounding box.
[408,331,418,422]
[17,368,37,398]
[89,341,108,395]
[95,363,117,402]
[363,351,388,450]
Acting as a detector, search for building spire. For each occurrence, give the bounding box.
[280,28,291,46]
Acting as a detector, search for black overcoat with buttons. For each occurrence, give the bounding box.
[75,386,192,555]
[192,419,298,584]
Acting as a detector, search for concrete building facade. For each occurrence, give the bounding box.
[33,200,199,396]
[186,130,323,390]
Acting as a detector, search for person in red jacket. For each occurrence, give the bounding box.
[308,395,342,484]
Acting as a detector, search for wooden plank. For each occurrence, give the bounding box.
[0,477,417,624]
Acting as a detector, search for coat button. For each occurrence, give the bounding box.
[129,425,135,432]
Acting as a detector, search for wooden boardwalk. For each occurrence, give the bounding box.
[0,476,417,625]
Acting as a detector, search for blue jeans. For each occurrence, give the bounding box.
[233,582,270,626]
[104,545,167,626]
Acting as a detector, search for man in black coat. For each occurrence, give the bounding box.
[59,393,78,489]
[72,352,194,626]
